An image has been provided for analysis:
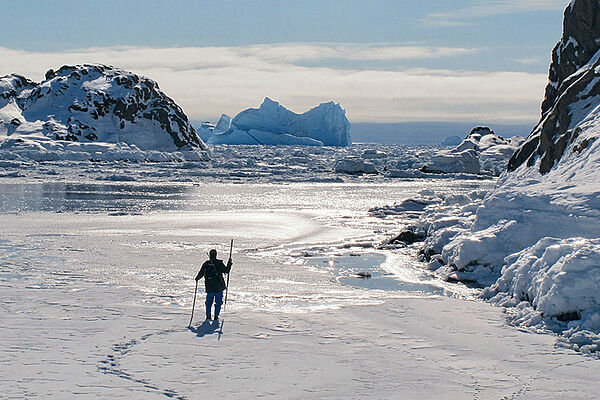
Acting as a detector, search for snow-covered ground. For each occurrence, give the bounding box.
[2,151,600,398]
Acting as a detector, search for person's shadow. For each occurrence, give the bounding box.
[188,319,222,338]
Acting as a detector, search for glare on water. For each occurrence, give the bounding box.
[0,145,491,312]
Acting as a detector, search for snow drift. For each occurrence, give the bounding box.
[414,0,600,354]
[199,97,351,146]
[0,64,209,161]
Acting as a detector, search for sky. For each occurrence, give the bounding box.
[0,0,571,124]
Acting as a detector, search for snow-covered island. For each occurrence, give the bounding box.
[198,97,351,146]
[393,0,600,355]
[0,64,209,161]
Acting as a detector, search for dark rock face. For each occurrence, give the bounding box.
[467,126,495,138]
[0,74,36,101]
[508,0,600,174]
[541,0,600,117]
[388,229,426,245]
[1,64,206,151]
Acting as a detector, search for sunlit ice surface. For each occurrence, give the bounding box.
[0,145,492,313]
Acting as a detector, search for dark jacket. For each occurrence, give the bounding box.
[196,258,231,293]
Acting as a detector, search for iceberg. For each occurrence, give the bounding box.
[202,97,351,146]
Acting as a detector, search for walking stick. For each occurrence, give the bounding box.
[188,279,198,327]
[224,239,233,310]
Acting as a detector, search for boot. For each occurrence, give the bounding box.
[205,314,212,321]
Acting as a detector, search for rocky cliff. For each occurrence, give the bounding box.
[509,0,600,173]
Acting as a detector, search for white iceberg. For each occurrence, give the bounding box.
[202,97,351,146]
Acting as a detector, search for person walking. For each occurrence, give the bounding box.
[195,249,232,321]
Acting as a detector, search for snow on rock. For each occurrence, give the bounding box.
[334,157,377,174]
[479,144,522,175]
[413,0,600,354]
[539,0,600,120]
[202,97,351,146]
[422,127,524,176]
[0,64,209,161]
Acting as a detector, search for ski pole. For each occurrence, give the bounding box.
[188,279,198,327]
[224,239,233,310]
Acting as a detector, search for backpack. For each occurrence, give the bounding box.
[204,260,219,284]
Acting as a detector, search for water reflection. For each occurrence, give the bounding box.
[0,182,194,213]
[306,253,446,295]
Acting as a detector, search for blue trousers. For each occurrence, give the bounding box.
[205,291,224,318]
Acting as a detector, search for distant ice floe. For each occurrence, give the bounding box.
[0,144,471,184]
[0,138,209,162]
[198,97,351,147]
[441,135,462,146]
[334,157,377,174]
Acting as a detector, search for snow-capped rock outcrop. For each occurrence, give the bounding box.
[539,0,600,120]
[417,0,600,354]
[422,127,523,175]
[509,0,600,174]
[0,64,208,158]
[200,97,351,146]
